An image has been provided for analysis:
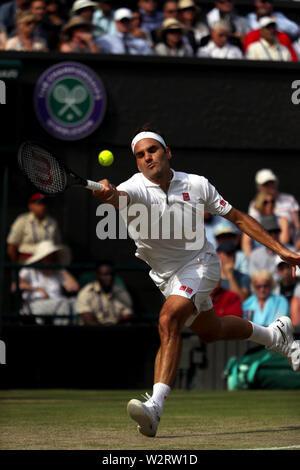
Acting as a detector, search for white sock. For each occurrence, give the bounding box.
[145,382,171,415]
[248,322,274,347]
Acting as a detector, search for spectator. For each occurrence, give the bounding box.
[206,0,250,48]
[243,270,289,326]
[77,261,133,325]
[130,9,149,40]
[217,240,251,301]
[95,8,153,55]
[5,9,47,50]
[59,15,100,52]
[246,16,292,61]
[214,220,249,275]
[6,193,61,263]
[0,0,30,38]
[242,191,290,258]
[210,280,243,317]
[273,255,300,304]
[248,214,293,281]
[149,0,178,44]
[30,0,50,45]
[44,0,66,50]
[92,0,116,38]
[248,168,300,241]
[246,0,300,41]
[197,19,243,59]
[18,240,79,324]
[0,24,7,49]
[177,0,209,49]
[138,0,164,35]
[71,0,102,38]
[154,17,193,56]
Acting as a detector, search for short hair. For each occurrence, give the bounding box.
[251,270,275,290]
[96,260,115,271]
[211,20,231,33]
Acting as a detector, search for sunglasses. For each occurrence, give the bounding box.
[254,284,270,289]
[263,199,275,205]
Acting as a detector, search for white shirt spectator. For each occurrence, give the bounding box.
[197,40,243,59]
[246,38,291,61]
[19,267,64,302]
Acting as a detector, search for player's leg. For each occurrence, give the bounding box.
[127,294,195,437]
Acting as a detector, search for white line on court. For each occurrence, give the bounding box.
[249,445,300,450]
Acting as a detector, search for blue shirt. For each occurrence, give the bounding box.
[0,0,16,37]
[242,293,289,326]
[247,12,300,40]
[92,9,117,37]
[139,8,164,34]
[95,31,153,55]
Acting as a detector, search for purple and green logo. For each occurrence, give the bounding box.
[34,62,106,141]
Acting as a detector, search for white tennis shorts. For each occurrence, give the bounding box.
[150,251,221,327]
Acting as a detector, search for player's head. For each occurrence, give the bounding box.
[28,193,47,219]
[96,260,115,292]
[131,124,172,180]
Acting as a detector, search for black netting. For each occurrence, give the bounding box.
[18,143,67,194]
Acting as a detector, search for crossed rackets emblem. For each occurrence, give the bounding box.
[53,84,88,117]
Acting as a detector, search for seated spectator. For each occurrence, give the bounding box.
[138,0,164,36]
[5,10,47,50]
[77,261,133,325]
[242,191,290,257]
[18,240,79,324]
[92,0,116,38]
[246,0,300,41]
[59,15,100,52]
[130,9,149,40]
[154,17,193,57]
[243,270,289,326]
[273,255,300,304]
[197,19,243,59]
[210,280,243,317]
[0,0,30,38]
[30,0,50,47]
[204,211,223,248]
[44,0,66,50]
[177,0,209,50]
[0,24,7,49]
[248,168,300,242]
[214,220,249,275]
[206,0,249,49]
[150,0,179,45]
[7,193,61,263]
[71,0,102,39]
[95,8,153,55]
[248,214,293,281]
[217,240,251,301]
[246,17,292,61]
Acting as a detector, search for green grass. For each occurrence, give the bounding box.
[0,389,300,450]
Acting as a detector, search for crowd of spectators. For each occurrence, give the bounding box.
[1,0,300,60]
[5,167,300,328]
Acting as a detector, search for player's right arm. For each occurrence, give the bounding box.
[93,179,130,209]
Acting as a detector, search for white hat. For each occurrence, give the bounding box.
[255,168,278,185]
[71,0,97,13]
[25,240,70,265]
[258,16,276,29]
[114,8,133,22]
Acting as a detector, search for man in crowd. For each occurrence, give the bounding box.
[0,0,30,37]
[197,19,243,59]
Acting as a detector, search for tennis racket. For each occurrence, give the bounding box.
[17,141,104,195]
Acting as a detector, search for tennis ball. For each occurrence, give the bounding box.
[98,150,114,166]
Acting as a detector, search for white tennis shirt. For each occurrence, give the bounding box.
[117,170,232,279]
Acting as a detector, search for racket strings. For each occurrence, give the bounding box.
[19,144,67,194]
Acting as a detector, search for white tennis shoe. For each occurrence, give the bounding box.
[266,316,300,372]
[127,393,160,437]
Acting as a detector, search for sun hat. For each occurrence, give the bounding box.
[25,240,70,265]
[114,8,133,22]
[62,15,93,34]
[255,168,278,185]
[71,0,97,13]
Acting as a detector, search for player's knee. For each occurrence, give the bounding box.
[158,309,183,338]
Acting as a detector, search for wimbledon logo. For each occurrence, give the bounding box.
[34,62,106,141]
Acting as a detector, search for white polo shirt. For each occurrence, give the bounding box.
[117,170,232,280]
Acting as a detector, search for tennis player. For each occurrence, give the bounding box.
[93,125,300,437]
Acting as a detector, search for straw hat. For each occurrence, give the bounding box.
[159,18,187,38]
[25,240,70,265]
[62,15,93,34]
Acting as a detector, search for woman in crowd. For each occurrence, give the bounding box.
[5,10,47,51]
[58,15,100,52]
[154,17,193,57]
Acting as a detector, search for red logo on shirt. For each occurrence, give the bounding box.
[220,199,227,207]
[179,285,186,291]
[186,287,193,294]
[182,193,190,201]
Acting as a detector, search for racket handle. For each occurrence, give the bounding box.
[86,180,104,191]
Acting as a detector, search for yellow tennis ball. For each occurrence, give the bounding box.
[98,150,114,166]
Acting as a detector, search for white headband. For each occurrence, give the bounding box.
[131,131,167,154]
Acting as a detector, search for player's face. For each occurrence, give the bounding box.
[134,138,172,181]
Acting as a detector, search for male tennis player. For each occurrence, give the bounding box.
[93,125,300,438]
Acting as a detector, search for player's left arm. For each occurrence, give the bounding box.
[223,207,300,268]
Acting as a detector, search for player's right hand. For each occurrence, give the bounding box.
[93,179,116,202]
